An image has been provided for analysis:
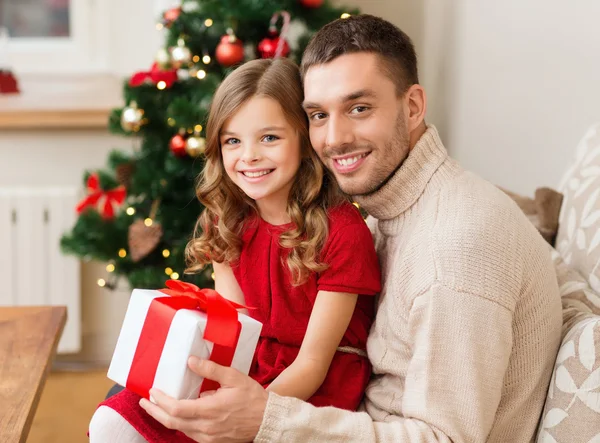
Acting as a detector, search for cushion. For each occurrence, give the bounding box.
[501,187,563,245]
[536,249,600,442]
[555,123,600,293]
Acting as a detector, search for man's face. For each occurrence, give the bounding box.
[303,52,410,196]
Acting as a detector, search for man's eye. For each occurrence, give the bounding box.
[350,106,369,114]
[310,112,327,121]
[262,134,279,143]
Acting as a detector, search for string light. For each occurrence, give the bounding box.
[165,267,173,275]
[168,118,176,126]
[171,272,180,280]
[211,272,215,280]
[204,18,213,27]
[157,81,167,90]
[144,218,153,227]
[196,70,206,80]
[97,278,106,287]
[126,207,135,216]
[118,248,127,258]
[192,55,200,63]
[194,124,203,132]
[106,264,115,273]
[202,55,211,64]
[156,23,164,30]
[341,13,351,18]
[162,249,171,258]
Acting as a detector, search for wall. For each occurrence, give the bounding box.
[424,0,600,194]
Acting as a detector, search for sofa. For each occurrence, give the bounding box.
[535,122,600,443]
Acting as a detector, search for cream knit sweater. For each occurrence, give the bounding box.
[255,126,562,443]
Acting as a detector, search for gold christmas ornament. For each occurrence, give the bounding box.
[170,38,192,68]
[185,132,206,157]
[120,101,145,132]
[155,48,171,68]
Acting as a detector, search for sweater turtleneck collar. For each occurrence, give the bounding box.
[353,125,449,221]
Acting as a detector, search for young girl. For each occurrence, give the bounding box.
[89,57,380,442]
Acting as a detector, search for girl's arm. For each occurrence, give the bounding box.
[212,261,248,314]
[266,290,358,400]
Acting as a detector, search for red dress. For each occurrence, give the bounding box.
[98,202,381,442]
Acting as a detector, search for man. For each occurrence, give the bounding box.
[140,14,562,442]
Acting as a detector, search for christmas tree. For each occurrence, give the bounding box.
[61,0,358,291]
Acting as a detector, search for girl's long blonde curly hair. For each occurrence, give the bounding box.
[185,58,345,286]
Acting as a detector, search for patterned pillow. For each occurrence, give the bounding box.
[555,123,600,293]
[536,249,600,443]
[537,317,600,443]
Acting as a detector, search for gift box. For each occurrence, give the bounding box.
[107,281,262,400]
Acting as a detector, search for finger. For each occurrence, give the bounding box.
[149,389,202,419]
[188,357,242,387]
[139,397,189,430]
[199,390,217,398]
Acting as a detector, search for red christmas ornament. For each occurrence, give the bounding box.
[163,7,181,27]
[215,33,245,67]
[258,11,291,59]
[169,134,188,157]
[258,34,290,59]
[300,0,323,7]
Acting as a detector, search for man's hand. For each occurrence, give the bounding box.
[139,356,269,443]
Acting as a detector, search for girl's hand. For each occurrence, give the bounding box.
[139,357,268,443]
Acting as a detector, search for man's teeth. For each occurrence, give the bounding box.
[336,154,366,167]
[243,170,271,178]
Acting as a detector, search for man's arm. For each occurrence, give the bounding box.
[140,285,512,443]
[255,285,513,443]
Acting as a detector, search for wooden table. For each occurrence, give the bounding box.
[0,306,67,443]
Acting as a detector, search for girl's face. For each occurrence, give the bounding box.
[220,96,302,216]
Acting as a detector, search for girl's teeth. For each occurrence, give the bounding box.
[337,154,365,166]
[243,170,271,178]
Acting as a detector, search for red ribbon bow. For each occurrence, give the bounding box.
[129,62,178,88]
[76,173,126,220]
[126,281,248,399]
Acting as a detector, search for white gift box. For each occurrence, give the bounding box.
[107,288,262,400]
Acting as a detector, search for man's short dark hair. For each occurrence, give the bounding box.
[300,14,418,95]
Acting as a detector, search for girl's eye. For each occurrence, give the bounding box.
[223,137,240,145]
[350,106,369,114]
[262,134,279,143]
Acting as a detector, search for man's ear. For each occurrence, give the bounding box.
[405,84,427,133]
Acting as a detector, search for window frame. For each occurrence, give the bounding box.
[4,0,110,74]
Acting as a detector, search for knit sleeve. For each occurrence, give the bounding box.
[254,285,513,443]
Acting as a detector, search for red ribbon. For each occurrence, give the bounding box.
[129,62,178,88]
[76,173,126,220]
[126,281,247,399]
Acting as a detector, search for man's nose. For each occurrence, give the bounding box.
[326,115,354,151]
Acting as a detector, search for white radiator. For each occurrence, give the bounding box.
[0,187,81,354]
